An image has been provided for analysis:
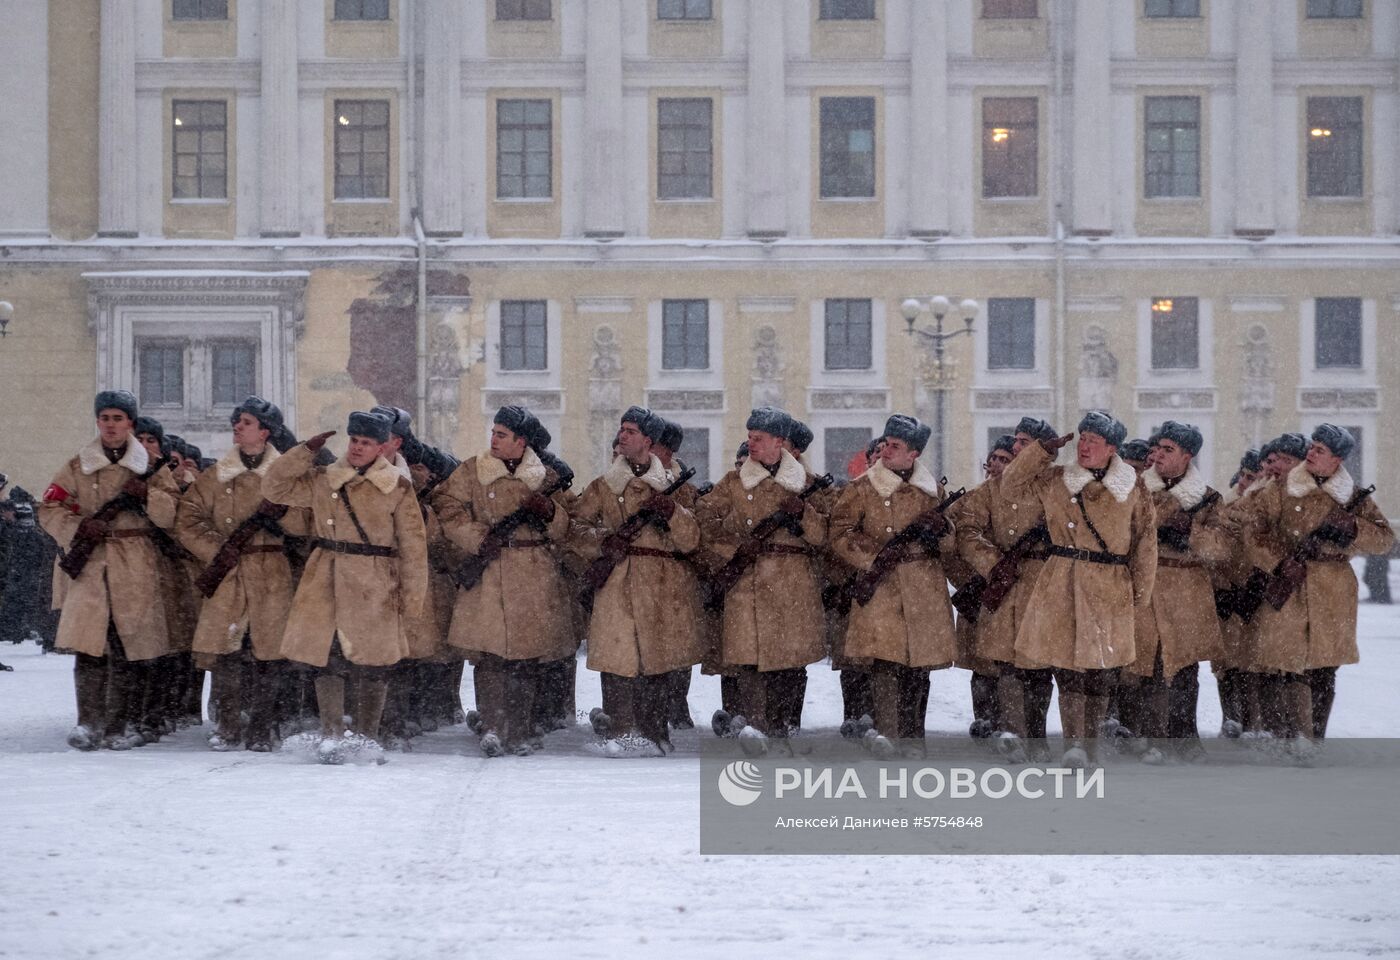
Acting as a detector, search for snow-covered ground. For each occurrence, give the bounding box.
[3,604,1400,960]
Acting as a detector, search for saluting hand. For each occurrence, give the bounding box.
[305,431,337,453]
[1040,433,1075,456]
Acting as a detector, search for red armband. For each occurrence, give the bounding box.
[43,484,80,515]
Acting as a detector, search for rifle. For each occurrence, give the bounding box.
[57,490,147,579]
[703,473,834,611]
[949,523,1051,624]
[452,475,572,592]
[1156,488,1223,552]
[1260,484,1375,611]
[193,500,290,598]
[838,486,966,611]
[578,467,695,611]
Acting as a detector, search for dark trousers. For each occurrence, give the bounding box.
[73,624,145,739]
[732,666,807,737]
[600,671,672,747]
[472,653,538,750]
[840,669,873,723]
[869,659,930,741]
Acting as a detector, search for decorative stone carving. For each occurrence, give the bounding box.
[1135,389,1217,411]
[971,388,1054,411]
[588,325,624,473]
[482,390,563,412]
[1298,388,1380,411]
[1239,322,1275,447]
[646,390,725,412]
[1077,324,1118,412]
[750,324,785,409]
[809,389,889,412]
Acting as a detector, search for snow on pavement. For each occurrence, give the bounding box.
[2,605,1400,959]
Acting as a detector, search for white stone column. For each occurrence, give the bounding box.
[98,0,138,236]
[745,0,787,238]
[1234,0,1275,236]
[583,0,624,237]
[259,0,300,236]
[1071,0,1112,235]
[421,0,464,235]
[908,0,949,236]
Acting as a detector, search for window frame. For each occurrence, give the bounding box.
[172,0,228,21]
[981,96,1039,199]
[1148,296,1201,371]
[496,98,553,201]
[1143,95,1201,199]
[171,99,228,201]
[332,0,391,21]
[138,341,188,409]
[498,300,549,372]
[823,298,874,371]
[210,341,258,406]
[819,0,876,20]
[333,99,391,201]
[657,0,712,20]
[818,96,877,200]
[981,0,1038,19]
[1305,96,1364,199]
[496,0,552,21]
[1314,297,1363,370]
[1306,0,1363,18]
[1143,0,1200,16]
[657,98,714,201]
[661,299,711,371]
[985,298,1037,371]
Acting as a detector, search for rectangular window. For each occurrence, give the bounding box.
[819,97,876,199]
[982,0,1038,18]
[657,98,713,200]
[211,343,257,405]
[139,343,185,407]
[662,300,710,370]
[658,0,712,19]
[1144,96,1201,198]
[496,0,551,20]
[172,0,228,20]
[500,301,548,371]
[1307,0,1363,17]
[1144,0,1199,15]
[333,99,390,200]
[1307,97,1364,198]
[825,427,873,478]
[680,427,711,484]
[820,0,876,19]
[333,0,390,20]
[982,97,1038,198]
[824,299,873,370]
[1149,297,1199,370]
[986,298,1036,370]
[172,100,227,200]
[1315,297,1362,368]
[497,99,552,200]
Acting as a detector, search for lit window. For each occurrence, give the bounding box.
[172,100,227,199]
[982,97,1038,198]
[1150,297,1199,370]
[1306,97,1363,198]
[333,100,390,200]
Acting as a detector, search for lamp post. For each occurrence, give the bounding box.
[901,295,978,478]
[0,301,12,338]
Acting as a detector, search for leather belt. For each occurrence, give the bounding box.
[626,546,684,560]
[243,544,285,555]
[310,538,397,558]
[1157,556,1202,570]
[1048,544,1129,566]
[108,528,154,539]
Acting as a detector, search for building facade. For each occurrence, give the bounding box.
[0,0,1396,498]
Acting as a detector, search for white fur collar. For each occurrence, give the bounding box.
[325,455,402,495]
[1244,475,1273,498]
[1142,462,1208,510]
[214,445,280,484]
[739,448,808,494]
[79,436,149,477]
[1062,454,1137,504]
[1285,461,1354,505]
[474,446,547,493]
[604,454,670,494]
[866,458,941,500]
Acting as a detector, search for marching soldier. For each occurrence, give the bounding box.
[263,411,428,763]
[779,418,825,735]
[1233,424,1393,756]
[954,419,1057,762]
[573,407,705,755]
[40,390,182,750]
[1213,448,1263,738]
[531,431,581,739]
[431,406,574,757]
[829,415,957,757]
[176,397,303,752]
[652,417,706,732]
[705,440,753,736]
[1127,421,1231,762]
[999,411,1157,767]
[697,408,828,753]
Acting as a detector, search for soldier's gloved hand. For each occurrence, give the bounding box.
[778,495,805,518]
[1316,513,1358,546]
[601,536,629,562]
[305,431,336,453]
[735,539,762,561]
[256,499,287,518]
[523,493,556,522]
[477,535,503,563]
[121,477,148,501]
[77,517,109,540]
[915,510,948,537]
[1162,511,1193,536]
[643,494,676,521]
[1040,433,1075,456]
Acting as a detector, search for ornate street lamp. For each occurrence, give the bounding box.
[901,295,978,477]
